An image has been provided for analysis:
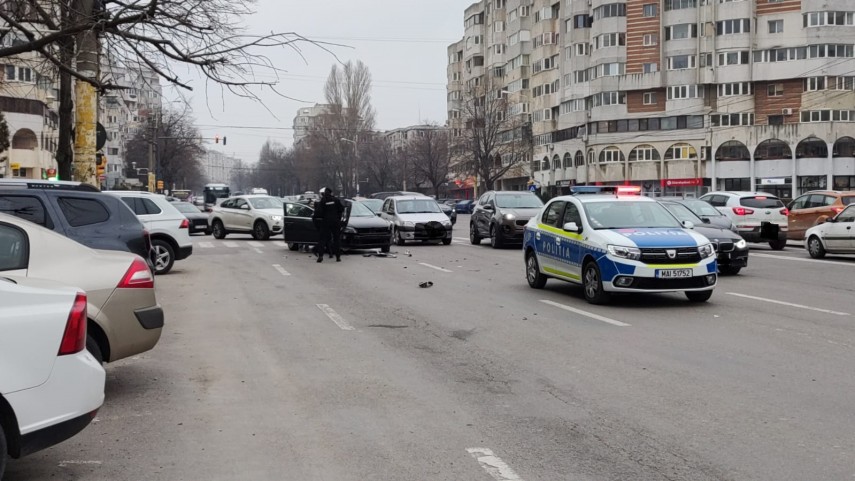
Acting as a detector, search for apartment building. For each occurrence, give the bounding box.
[385,124,448,153]
[449,0,855,199]
[292,104,335,146]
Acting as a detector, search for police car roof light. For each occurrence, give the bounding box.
[570,185,641,196]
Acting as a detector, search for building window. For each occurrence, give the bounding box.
[643,62,659,73]
[643,34,658,46]
[643,3,658,16]
[575,43,590,56]
[668,55,696,70]
[768,20,784,33]
[716,19,751,35]
[768,115,784,125]
[573,14,593,28]
[593,3,626,19]
[767,83,784,97]
[804,11,855,27]
[718,82,753,96]
[665,23,698,40]
[643,92,657,105]
[710,113,754,126]
[718,51,750,65]
[667,85,704,99]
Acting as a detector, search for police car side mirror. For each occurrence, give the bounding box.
[681,220,695,229]
[563,222,581,233]
[701,217,711,224]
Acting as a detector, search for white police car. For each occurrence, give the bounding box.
[523,188,718,304]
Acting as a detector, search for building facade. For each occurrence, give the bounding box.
[292,104,334,146]
[203,150,240,184]
[448,0,855,199]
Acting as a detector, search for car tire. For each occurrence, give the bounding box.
[395,228,406,246]
[442,238,452,245]
[583,261,610,305]
[490,224,504,249]
[212,220,227,239]
[288,242,300,251]
[152,239,175,275]
[686,290,713,303]
[807,235,826,259]
[769,239,787,250]
[469,223,482,245]
[0,422,6,481]
[719,265,742,276]
[380,244,391,253]
[253,221,271,241]
[525,250,548,289]
[86,334,104,364]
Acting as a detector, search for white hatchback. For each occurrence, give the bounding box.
[699,191,789,250]
[0,278,105,477]
[804,204,855,258]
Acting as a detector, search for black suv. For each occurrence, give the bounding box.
[470,191,544,248]
[0,180,153,267]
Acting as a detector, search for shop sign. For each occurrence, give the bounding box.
[661,178,702,187]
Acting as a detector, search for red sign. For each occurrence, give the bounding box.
[47,168,57,176]
[99,175,107,182]
[661,178,702,187]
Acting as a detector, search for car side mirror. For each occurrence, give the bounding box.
[483,204,493,211]
[823,217,835,224]
[681,220,695,229]
[563,222,581,233]
[240,204,250,210]
[701,217,711,224]
[376,212,382,217]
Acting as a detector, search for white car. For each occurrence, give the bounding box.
[0,277,105,477]
[104,192,193,274]
[379,195,453,246]
[523,190,718,304]
[804,204,855,258]
[699,191,789,250]
[208,195,284,240]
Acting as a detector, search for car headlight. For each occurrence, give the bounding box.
[735,239,747,249]
[698,243,716,258]
[607,245,642,261]
[503,213,516,221]
[343,226,356,234]
[270,215,283,221]
[442,220,452,227]
[402,221,415,227]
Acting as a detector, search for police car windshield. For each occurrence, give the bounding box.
[586,202,683,229]
[397,199,441,214]
[662,203,702,225]
[248,196,283,209]
[496,194,543,209]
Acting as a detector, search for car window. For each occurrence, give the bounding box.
[842,196,855,206]
[562,202,582,227]
[121,197,143,215]
[285,203,312,218]
[478,193,489,205]
[740,196,784,208]
[0,223,28,271]
[57,197,110,227]
[837,205,855,222]
[541,201,565,227]
[174,202,200,214]
[141,198,162,215]
[0,195,52,228]
[249,196,283,210]
[789,195,809,210]
[701,195,722,207]
[234,199,248,209]
[663,203,702,224]
[496,193,544,209]
[684,200,721,216]
[823,195,836,207]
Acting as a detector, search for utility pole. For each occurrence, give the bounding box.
[147,112,158,192]
[72,0,99,185]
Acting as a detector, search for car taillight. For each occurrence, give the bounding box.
[779,208,789,216]
[733,207,754,216]
[179,218,189,229]
[832,207,844,214]
[118,257,155,289]
[59,293,87,356]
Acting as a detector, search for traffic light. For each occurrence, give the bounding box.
[223,136,227,146]
[96,154,106,177]
[157,180,164,190]
[215,135,220,144]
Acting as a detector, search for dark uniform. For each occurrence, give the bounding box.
[313,189,345,262]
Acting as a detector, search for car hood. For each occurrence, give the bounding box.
[701,216,733,230]
[500,207,541,218]
[347,216,391,229]
[692,226,743,242]
[396,213,450,223]
[598,227,707,248]
[256,208,283,217]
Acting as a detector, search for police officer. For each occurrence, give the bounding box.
[313,187,345,262]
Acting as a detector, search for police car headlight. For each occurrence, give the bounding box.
[270,215,283,221]
[735,239,747,249]
[503,213,516,221]
[698,243,716,258]
[607,245,642,261]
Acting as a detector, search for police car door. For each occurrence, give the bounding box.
[536,200,570,277]
[559,200,584,280]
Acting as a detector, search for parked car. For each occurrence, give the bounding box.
[104,191,193,274]
[454,199,475,214]
[804,204,855,258]
[787,190,855,240]
[438,202,458,225]
[470,191,544,248]
[0,277,105,477]
[380,196,453,246]
[0,180,154,270]
[659,200,749,275]
[0,213,163,364]
[282,200,392,253]
[369,191,424,200]
[172,201,211,235]
[208,195,284,240]
[699,191,789,249]
[658,197,734,230]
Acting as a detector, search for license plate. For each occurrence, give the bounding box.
[656,268,692,278]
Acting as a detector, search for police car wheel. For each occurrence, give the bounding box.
[583,262,610,305]
[525,251,547,289]
[470,223,482,245]
[685,290,713,302]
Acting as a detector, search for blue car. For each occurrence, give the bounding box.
[454,199,475,214]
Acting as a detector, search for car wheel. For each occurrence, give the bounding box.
[86,334,104,364]
[152,239,175,275]
[442,237,452,245]
[769,239,787,250]
[525,250,547,289]
[719,265,742,275]
[490,224,504,249]
[253,221,271,240]
[288,242,300,251]
[395,228,406,246]
[0,422,6,480]
[470,223,482,245]
[807,235,826,259]
[380,244,391,253]
[583,262,610,305]
[686,290,713,303]
[212,220,227,239]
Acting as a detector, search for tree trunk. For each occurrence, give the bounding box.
[56,37,74,181]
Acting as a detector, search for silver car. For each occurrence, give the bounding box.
[379,196,453,246]
[209,195,284,240]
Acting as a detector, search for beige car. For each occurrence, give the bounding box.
[0,213,163,363]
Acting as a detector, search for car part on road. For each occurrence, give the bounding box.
[490,224,504,249]
[419,281,433,288]
[151,239,175,275]
[288,242,300,251]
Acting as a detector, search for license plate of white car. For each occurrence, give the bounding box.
[656,269,692,278]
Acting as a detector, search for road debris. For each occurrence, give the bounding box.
[419,281,434,288]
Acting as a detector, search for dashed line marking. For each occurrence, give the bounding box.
[254,248,263,254]
[316,304,355,331]
[223,241,239,248]
[453,237,470,242]
[272,264,291,276]
[247,241,264,248]
[727,292,849,316]
[419,262,453,273]
[467,448,525,481]
[540,300,631,327]
[752,253,855,267]
[198,242,213,249]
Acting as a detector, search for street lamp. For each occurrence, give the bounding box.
[340,138,359,197]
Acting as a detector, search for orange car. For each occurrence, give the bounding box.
[787,190,855,240]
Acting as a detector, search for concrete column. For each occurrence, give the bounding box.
[791,146,798,199]
[826,142,834,190]
[749,150,756,192]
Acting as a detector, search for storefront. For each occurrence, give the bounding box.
[756,177,793,202]
[660,178,705,197]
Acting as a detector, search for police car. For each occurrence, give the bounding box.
[523,186,718,304]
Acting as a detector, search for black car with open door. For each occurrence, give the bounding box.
[282,200,392,253]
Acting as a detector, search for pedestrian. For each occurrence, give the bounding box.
[313,187,345,263]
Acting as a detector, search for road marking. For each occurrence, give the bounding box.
[223,241,239,248]
[467,448,525,481]
[540,300,631,327]
[419,262,453,273]
[254,248,264,254]
[316,304,355,331]
[726,292,849,316]
[752,253,855,267]
[272,264,291,276]
[247,241,264,248]
[198,242,213,249]
[454,237,470,242]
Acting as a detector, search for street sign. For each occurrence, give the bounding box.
[661,178,702,187]
[10,163,20,170]
[529,184,537,192]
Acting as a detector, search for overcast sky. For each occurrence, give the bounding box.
[164,0,468,164]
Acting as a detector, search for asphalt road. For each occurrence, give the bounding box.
[7,215,855,480]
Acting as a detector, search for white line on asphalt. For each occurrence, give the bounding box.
[316,304,355,331]
[254,248,264,254]
[198,242,213,249]
[726,292,849,316]
[466,448,525,481]
[272,264,291,276]
[223,241,238,248]
[419,262,453,273]
[539,300,631,327]
[247,241,264,248]
[752,253,855,268]
[454,237,469,242]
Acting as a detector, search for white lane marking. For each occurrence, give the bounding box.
[453,237,470,242]
[467,448,525,481]
[726,292,849,316]
[419,262,453,273]
[223,241,239,248]
[272,264,291,276]
[540,300,631,327]
[247,241,264,248]
[198,242,214,249]
[752,253,855,268]
[316,304,355,331]
[254,248,264,254]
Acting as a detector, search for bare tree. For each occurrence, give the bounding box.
[407,125,451,197]
[454,83,532,191]
[125,108,205,191]
[0,111,9,162]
